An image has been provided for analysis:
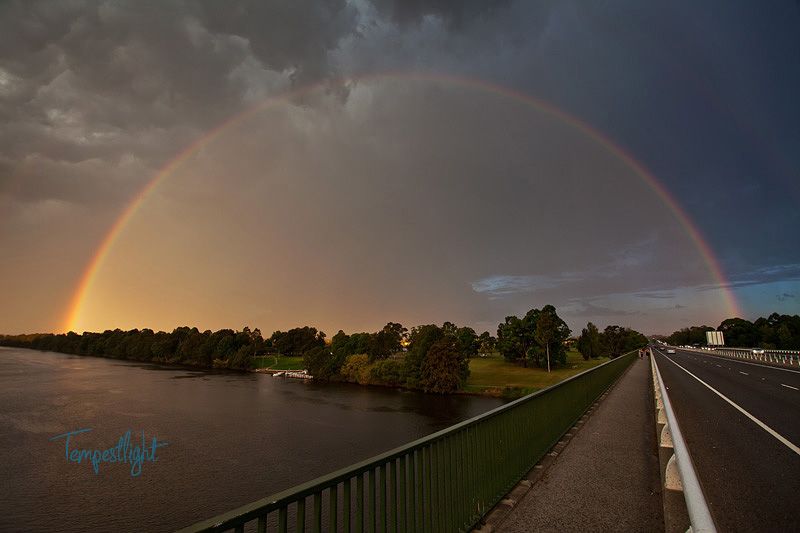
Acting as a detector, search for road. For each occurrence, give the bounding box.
[652,346,800,532]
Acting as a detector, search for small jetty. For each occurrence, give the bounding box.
[282,370,313,380]
[258,369,313,379]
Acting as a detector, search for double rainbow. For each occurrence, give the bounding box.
[63,72,741,333]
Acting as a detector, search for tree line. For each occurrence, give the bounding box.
[0,303,655,393]
[496,305,573,371]
[0,321,480,393]
[493,305,648,365]
[0,327,265,370]
[303,321,476,393]
[576,323,648,360]
[307,305,620,388]
[664,313,800,350]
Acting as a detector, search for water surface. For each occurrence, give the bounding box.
[0,347,504,532]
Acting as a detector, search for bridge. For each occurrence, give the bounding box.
[178,345,800,532]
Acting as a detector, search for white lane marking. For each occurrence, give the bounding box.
[781,383,799,391]
[740,371,749,376]
[661,353,800,456]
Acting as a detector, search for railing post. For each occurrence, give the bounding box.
[356,473,363,532]
[277,508,286,533]
[457,430,467,529]
[423,445,431,533]
[389,459,397,531]
[369,468,376,533]
[297,498,306,531]
[330,484,337,533]
[380,463,387,533]
[398,455,407,532]
[343,479,351,533]
[313,492,321,533]
[414,449,423,533]
[431,441,442,533]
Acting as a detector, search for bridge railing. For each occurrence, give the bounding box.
[179,352,636,533]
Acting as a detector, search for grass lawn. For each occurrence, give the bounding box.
[464,350,610,397]
[253,355,304,371]
[253,350,610,398]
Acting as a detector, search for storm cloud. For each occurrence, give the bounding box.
[0,0,797,336]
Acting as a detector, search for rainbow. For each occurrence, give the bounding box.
[63,72,742,332]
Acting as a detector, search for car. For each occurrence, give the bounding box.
[752,349,765,355]
[666,348,676,354]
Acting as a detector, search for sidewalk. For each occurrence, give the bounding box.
[494,357,664,532]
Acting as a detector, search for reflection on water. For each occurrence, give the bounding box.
[0,347,504,532]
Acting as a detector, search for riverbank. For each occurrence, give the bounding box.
[258,351,611,399]
[0,340,608,399]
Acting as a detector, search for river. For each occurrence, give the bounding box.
[0,347,505,532]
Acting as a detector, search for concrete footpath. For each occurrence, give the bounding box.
[484,357,664,532]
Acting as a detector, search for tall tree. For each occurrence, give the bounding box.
[405,324,444,389]
[497,313,537,367]
[718,318,758,348]
[271,326,326,355]
[478,331,495,354]
[441,321,458,337]
[578,322,601,360]
[533,305,571,372]
[382,322,408,353]
[497,306,570,368]
[599,325,647,357]
[420,337,470,393]
[454,326,479,358]
[303,345,345,380]
[249,327,264,356]
[366,322,407,361]
[600,325,627,359]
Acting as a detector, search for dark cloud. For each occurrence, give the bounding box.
[716,264,800,291]
[368,0,514,29]
[0,0,364,213]
[199,1,358,85]
[0,0,797,336]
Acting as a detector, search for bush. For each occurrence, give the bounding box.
[370,360,404,385]
[340,354,372,384]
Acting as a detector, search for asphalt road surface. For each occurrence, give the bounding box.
[652,346,800,532]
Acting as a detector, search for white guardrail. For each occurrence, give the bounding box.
[700,347,800,366]
[651,354,718,533]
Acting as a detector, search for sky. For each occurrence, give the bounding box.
[1,0,798,338]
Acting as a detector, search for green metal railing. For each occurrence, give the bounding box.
[179,352,635,533]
